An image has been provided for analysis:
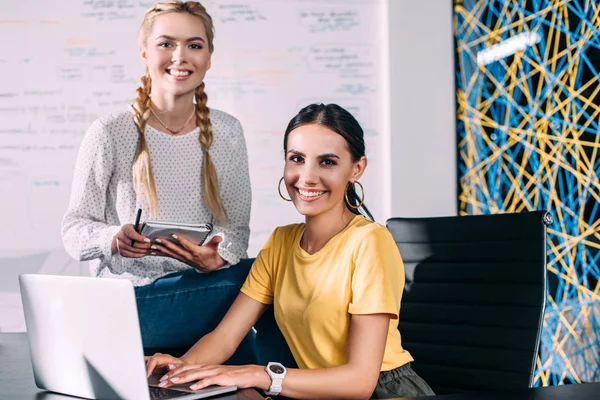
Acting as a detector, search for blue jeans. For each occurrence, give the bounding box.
[134,259,257,365]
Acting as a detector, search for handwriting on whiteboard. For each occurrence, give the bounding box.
[299,8,359,33]
[216,3,267,23]
[306,44,374,78]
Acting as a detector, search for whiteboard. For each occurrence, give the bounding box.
[0,0,390,331]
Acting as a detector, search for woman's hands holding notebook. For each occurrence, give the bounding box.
[149,234,226,272]
[111,224,152,258]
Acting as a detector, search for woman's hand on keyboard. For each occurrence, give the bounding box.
[145,353,186,378]
[157,364,271,392]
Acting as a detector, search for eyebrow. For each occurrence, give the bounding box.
[287,149,340,159]
[155,35,206,43]
[318,153,340,159]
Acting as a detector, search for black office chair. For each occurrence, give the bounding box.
[386,211,550,395]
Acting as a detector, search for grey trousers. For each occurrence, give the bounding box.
[371,363,435,399]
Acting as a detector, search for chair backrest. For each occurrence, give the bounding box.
[386,211,549,395]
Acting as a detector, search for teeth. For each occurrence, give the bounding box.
[169,70,190,77]
[299,189,324,197]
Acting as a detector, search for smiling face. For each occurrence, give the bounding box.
[140,12,211,99]
[283,123,366,219]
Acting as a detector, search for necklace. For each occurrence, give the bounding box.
[150,106,195,135]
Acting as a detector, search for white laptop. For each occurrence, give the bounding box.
[19,274,237,400]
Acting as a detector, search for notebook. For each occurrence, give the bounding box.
[141,221,213,245]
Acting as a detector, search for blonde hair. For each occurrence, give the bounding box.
[132,1,226,221]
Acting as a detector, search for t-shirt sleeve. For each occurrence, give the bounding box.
[240,228,279,305]
[348,226,404,319]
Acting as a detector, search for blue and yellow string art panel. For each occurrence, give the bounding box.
[454,0,600,385]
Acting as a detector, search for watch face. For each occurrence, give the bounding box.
[269,364,285,374]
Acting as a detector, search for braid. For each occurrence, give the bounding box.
[132,74,159,216]
[195,82,226,222]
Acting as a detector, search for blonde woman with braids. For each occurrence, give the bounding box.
[62,1,255,363]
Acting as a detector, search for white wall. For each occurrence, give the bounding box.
[388,0,457,217]
[0,0,393,331]
[0,0,458,330]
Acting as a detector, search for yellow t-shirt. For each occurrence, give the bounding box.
[241,215,414,371]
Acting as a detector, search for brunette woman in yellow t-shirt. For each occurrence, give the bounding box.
[145,104,434,399]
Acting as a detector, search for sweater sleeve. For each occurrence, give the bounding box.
[210,119,252,266]
[61,119,124,274]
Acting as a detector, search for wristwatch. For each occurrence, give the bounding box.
[265,362,287,396]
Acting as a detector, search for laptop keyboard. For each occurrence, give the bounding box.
[149,385,195,399]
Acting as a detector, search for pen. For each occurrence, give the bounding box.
[131,208,142,246]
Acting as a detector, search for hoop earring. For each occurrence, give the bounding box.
[278,177,292,202]
[345,181,364,209]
